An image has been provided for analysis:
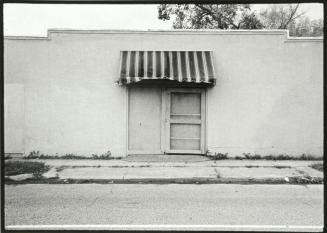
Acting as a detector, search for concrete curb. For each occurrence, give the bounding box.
[5,176,324,185]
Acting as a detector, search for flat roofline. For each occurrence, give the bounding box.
[4,29,323,42]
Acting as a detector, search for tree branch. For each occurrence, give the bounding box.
[281,4,300,29]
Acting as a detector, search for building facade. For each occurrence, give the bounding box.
[4,29,323,158]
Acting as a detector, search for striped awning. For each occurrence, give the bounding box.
[117,51,216,85]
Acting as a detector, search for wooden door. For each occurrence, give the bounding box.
[128,86,162,154]
[166,88,205,154]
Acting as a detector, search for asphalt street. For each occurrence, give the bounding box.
[5,184,323,231]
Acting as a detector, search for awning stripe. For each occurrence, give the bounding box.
[134,51,139,81]
[117,51,216,85]
[169,51,174,80]
[172,51,178,81]
[193,51,200,83]
[188,52,196,82]
[147,51,153,78]
[125,51,131,83]
[205,51,214,80]
[202,51,209,83]
[152,52,158,78]
[143,51,147,79]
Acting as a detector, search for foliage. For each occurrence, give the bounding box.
[260,4,323,37]
[5,160,50,178]
[158,3,323,37]
[288,17,323,37]
[158,4,263,29]
[259,4,304,29]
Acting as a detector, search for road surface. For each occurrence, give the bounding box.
[5,184,323,231]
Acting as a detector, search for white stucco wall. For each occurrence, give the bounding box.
[4,30,323,157]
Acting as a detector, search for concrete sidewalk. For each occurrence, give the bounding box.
[12,158,321,184]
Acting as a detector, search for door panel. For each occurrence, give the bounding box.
[128,86,162,154]
[171,93,201,115]
[170,138,201,150]
[166,89,205,154]
[170,124,201,139]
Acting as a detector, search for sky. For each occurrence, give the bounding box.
[3,3,324,37]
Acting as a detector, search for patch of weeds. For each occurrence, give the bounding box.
[274,165,291,169]
[240,153,323,161]
[61,154,87,159]
[92,151,114,160]
[5,160,50,178]
[243,153,261,160]
[25,150,41,159]
[289,176,323,184]
[310,163,323,172]
[98,150,112,159]
[275,154,292,160]
[92,150,113,159]
[299,154,322,161]
[24,150,122,160]
[206,152,228,160]
[4,154,12,160]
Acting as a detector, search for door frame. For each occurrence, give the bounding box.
[163,88,206,154]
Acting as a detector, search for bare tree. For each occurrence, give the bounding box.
[259,4,306,29]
